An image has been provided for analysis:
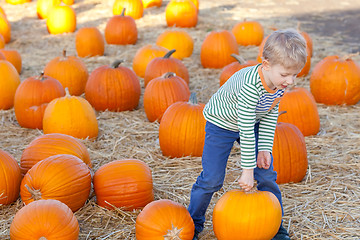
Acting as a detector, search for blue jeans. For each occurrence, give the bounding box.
[188,121,283,232]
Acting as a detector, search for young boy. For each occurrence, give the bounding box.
[188,29,307,240]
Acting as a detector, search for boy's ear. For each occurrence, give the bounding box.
[262,59,270,70]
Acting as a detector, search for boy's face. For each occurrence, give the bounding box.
[262,60,300,90]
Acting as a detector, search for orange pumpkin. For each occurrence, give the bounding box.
[85,60,141,112]
[5,0,31,4]
[136,199,195,240]
[144,72,190,122]
[93,159,154,210]
[20,133,91,176]
[165,0,198,28]
[297,48,311,77]
[142,0,162,8]
[156,29,194,60]
[278,87,320,136]
[0,13,11,43]
[200,30,239,69]
[0,6,6,17]
[132,44,168,77]
[105,9,138,45]
[0,60,20,110]
[0,149,21,205]
[310,55,360,105]
[44,50,89,96]
[256,34,269,63]
[219,54,257,87]
[273,121,308,184]
[231,19,264,46]
[0,49,22,74]
[0,34,5,49]
[0,51,5,59]
[36,0,61,19]
[14,73,65,130]
[20,154,92,212]
[213,189,282,240]
[43,88,99,139]
[46,5,76,34]
[297,22,313,57]
[144,49,189,87]
[75,27,105,57]
[113,0,143,19]
[159,92,205,158]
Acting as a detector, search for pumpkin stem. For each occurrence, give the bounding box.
[342,52,359,61]
[37,71,45,81]
[163,72,176,79]
[121,8,126,16]
[230,54,245,64]
[188,92,198,105]
[163,49,176,58]
[163,224,183,240]
[278,111,287,117]
[25,184,42,201]
[60,49,68,61]
[111,60,125,68]
[39,237,48,240]
[64,87,71,97]
[297,22,302,32]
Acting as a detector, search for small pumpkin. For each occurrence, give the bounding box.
[0,49,22,74]
[20,133,91,176]
[144,72,190,122]
[144,49,189,87]
[142,0,162,8]
[36,0,61,19]
[20,154,92,212]
[200,30,239,69]
[0,13,11,43]
[113,0,143,19]
[136,199,195,240]
[159,92,206,158]
[93,159,154,210]
[156,29,194,60]
[0,60,20,110]
[75,27,105,57]
[46,5,76,34]
[85,60,141,112]
[231,19,264,46]
[0,149,21,205]
[10,199,79,239]
[165,0,198,28]
[213,189,282,240]
[105,8,138,45]
[14,72,65,130]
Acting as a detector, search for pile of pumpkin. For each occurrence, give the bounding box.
[1,0,360,239]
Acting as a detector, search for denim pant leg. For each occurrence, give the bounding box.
[188,122,239,232]
[254,124,284,215]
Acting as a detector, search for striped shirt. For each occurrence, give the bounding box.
[203,64,284,169]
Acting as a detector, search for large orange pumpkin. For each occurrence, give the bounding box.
[20,154,92,212]
[273,121,308,184]
[159,92,205,158]
[200,30,239,69]
[0,60,20,110]
[113,0,144,19]
[75,27,105,57]
[165,0,198,28]
[310,55,360,105]
[144,49,189,87]
[36,0,61,19]
[213,189,282,240]
[10,199,79,239]
[85,60,141,112]
[0,14,11,43]
[0,149,21,205]
[14,73,65,130]
[0,49,22,74]
[144,72,190,122]
[136,199,195,240]
[46,5,76,34]
[43,50,89,96]
[93,159,154,210]
[278,87,320,136]
[20,133,91,176]
[156,29,194,60]
[231,19,264,46]
[43,89,99,139]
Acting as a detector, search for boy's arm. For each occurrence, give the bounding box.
[258,103,280,153]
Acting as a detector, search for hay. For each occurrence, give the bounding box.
[0,0,360,239]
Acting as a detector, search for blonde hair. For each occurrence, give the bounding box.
[262,29,307,70]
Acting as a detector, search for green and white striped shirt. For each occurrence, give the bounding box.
[203,64,284,169]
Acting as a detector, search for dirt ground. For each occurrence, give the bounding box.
[0,0,359,239]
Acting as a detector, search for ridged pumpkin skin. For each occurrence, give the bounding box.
[105,10,138,45]
[43,90,99,139]
[136,199,195,240]
[144,49,189,87]
[75,27,105,57]
[10,199,79,240]
[310,55,360,105]
[113,0,144,19]
[20,154,92,212]
[0,149,21,205]
[273,122,308,184]
[144,72,190,122]
[156,30,194,60]
[36,0,61,19]
[0,14,11,43]
[142,0,162,8]
[278,87,320,136]
[165,0,198,28]
[93,159,154,210]
[85,61,141,112]
[44,50,89,96]
[20,133,91,176]
[14,73,65,130]
[213,190,282,240]
[231,20,264,46]
[46,5,76,34]
[0,60,21,110]
[0,49,22,74]
[159,93,205,158]
[200,30,239,69]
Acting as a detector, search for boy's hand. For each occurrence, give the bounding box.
[238,169,254,192]
[257,151,271,169]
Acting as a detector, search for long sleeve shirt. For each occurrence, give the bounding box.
[203,64,284,169]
